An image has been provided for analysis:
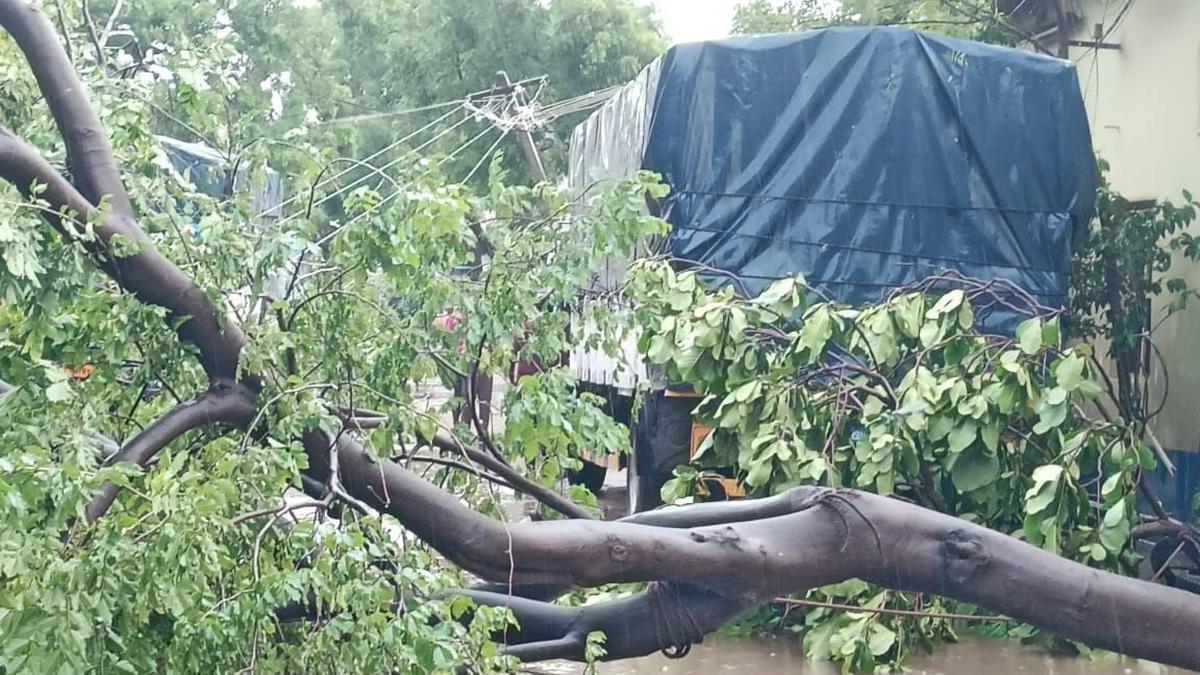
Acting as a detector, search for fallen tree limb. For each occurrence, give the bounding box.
[0,0,131,217]
[305,433,1200,669]
[0,0,249,384]
[83,384,259,521]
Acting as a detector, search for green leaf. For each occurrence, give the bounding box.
[1024,481,1057,515]
[1016,318,1043,355]
[867,623,897,656]
[1056,354,1085,392]
[727,307,748,340]
[894,295,924,338]
[928,414,955,441]
[1031,463,1064,486]
[585,631,608,663]
[1077,378,1103,399]
[927,289,964,318]
[745,458,774,487]
[1103,502,1127,528]
[755,276,796,307]
[951,444,999,492]
[919,320,942,348]
[647,334,672,364]
[1024,464,1063,514]
[799,306,833,359]
[1099,504,1132,552]
[947,421,977,454]
[448,595,474,619]
[1041,317,1062,347]
[958,301,975,330]
[45,380,72,402]
[1032,397,1067,434]
[980,421,999,452]
[675,347,701,374]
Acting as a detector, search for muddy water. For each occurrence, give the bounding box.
[531,635,1187,674]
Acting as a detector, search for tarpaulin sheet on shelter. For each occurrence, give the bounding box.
[569,27,1097,332]
[158,136,285,221]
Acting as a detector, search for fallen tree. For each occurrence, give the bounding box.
[1,1,1198,672]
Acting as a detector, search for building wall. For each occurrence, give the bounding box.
[1068,0,1200,451]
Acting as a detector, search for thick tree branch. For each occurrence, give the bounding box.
[0,132,248,382]
[0,10,248,384]
[454,585,752,663]
[8,5,1200,670]
[302,435,1200,670]
[0,0,130,217]
[0,125,95,220]
[83,383,258,522]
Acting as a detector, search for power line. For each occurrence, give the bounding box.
[537,85,621,121]
[264,105,466,222]
[275,111,475,226]
[267,80,620,220]
[311,121,503,250]
[286,82,528,224]
[462,129,511,185]
[272,73,618,227]
[315,98,464,127]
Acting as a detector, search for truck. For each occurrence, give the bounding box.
[566,27,1097,513]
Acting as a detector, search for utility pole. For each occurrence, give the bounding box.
[456,71,550,431]
[493,71,547,184]
[1053,0,1071,58]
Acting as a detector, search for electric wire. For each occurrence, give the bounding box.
[310,122,501,249]
[275,111,474,226]
[264,105,466,222]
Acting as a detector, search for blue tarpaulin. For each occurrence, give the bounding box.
[570,27,1097,332]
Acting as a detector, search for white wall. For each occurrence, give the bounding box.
[1069,0,1200,450]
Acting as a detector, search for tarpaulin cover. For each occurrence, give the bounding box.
[569,27,1096,332]
[157,136,285,222]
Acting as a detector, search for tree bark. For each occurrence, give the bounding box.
[309,431,1200,669]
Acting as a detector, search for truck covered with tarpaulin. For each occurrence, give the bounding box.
[566,27,1097,511]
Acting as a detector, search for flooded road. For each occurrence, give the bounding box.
[532,635,1186,674]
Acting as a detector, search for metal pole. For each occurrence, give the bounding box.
[494,71,547,184]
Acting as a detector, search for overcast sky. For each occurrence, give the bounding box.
[644,0,740,44]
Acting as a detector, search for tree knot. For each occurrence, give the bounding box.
[941,529,990,586]
[606,535,630,562]
[688,526,742,549]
